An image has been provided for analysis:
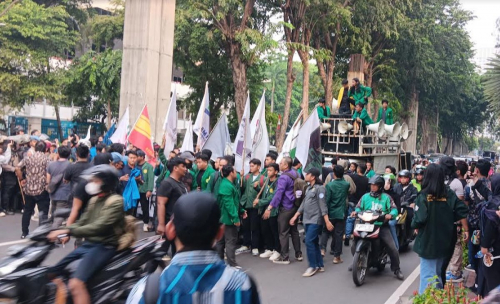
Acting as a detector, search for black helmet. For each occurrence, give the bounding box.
[368,175,385,189]
[414,166,426,175]
[81,165,119,193]
[398,169,412,178]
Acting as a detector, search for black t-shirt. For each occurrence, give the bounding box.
[157,177,188,219]
[349,173,369,204]
[196,170,205,189]
[64,161,92,191]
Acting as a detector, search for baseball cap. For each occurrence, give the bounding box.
[111,152,125,164]
[179,151,195,162]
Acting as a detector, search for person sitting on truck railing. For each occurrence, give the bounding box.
[317,98,331,120]
[352,103,373,133]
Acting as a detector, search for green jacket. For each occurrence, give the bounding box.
[156,148,170,186]
[257,177,279,216]
[355,193,398,226]
[240,173,265,209]
[218,177,242,225]
[377,107,394,125]
[192,165,216,191]
[317,106,331,120]
[206,171,241,195]
[352,108,373,125]
[138,162,154,193]
[411,190,468,259]
[365,170,375,179]
[68,194,125,247]
[325,178,350,219]
[411,179,422,192]
[348,85,372,105]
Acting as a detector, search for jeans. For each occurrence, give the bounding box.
[379,226,400,272]
[261,216,280,252]
[345,205,355,238]
[419,257,445,294]
[22,192,50,235]
[468,237,479,270]
[305,224,324,268]
[242,208,260,250]
[320,219,345,257]
[49,242,116,282]
[278,207,301,259]
[388,219,399,250]
[139,192,150,224]
[216,224,238,267]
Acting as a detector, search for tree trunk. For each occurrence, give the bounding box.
[403,84,418,154]
[228,44,248,123]
[276,50,296,153]
[420,114,429,154]
[271,80,275,113]
[107,99,112,129]
[54,104,63,142]
[298,50,310,119]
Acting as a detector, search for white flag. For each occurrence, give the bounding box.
[250,90,269,166]
[193,82,210,148]
[295,111,322,171]
[163,85,178,155]
[277,111,303,163]
[233,94,252,173]
[202,113,232,161]
[181,118,194,153]
[110,107,129,145]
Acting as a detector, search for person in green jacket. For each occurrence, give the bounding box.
[348,77,372,106]
[47,165,125,304]
[352,103,374,133]
[316,98,331,120]
[365,161,376,178]
[192,153,216,191]
[377,99,394,125]
[206,156,241,195]
[411,164,468,294]
[238,158,265,256]
[254,163,281,260]
[137,150,154,232]
[215,164,247,267]
[352,175,404,280]
[322,165,350,263]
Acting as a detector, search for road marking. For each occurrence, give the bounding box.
[384,265,420,304]
[0,239,28,247]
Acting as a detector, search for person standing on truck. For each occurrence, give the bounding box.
[377,100,394,125]
[316,98,331,120]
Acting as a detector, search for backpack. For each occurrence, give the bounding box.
[283,172,308,207]
[88,194,137,251]
[245,174,265,188]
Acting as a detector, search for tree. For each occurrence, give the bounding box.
[484,54,500,114]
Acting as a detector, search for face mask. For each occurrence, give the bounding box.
[185,162,193,170]
[85,182,102,195]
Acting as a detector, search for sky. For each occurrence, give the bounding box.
[460,0,500,49]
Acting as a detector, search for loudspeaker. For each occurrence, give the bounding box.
[338,121,353,134]
[367,121,386,138]
[320,123,332,132]
[384,122,401,137]
[400,123,409,140]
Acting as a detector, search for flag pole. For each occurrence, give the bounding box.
[241,90,250,186]
[196,81,209,151]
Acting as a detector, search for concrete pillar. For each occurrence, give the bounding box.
[119,0,176,142]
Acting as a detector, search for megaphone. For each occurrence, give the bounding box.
[400,130,412,142]
[384,122,401,137]
[399,123,409,140]
[367,121,386,137]
[320,123,331,132]
[338,121,353,134]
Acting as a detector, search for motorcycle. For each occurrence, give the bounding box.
[0,209,166,304]
[350,204,389,287]
[395,201,416,252]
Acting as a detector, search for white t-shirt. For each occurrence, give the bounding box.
[447,178,464,198]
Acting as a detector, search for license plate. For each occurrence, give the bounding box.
[355,224,374,232]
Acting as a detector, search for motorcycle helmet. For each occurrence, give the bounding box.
[368,175,385,189]
[81,165,119,194]
[398,169,412,178]
[414,165,426,175]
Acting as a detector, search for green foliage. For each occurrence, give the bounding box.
[89,0,124,49]
[479,136,496,152]
[463,136,479,152]
[64,49,122,124]
[484,54,500,115]
[412,278,480,303]
[0,0,79,108]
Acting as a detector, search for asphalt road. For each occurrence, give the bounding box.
[0,213,421,304]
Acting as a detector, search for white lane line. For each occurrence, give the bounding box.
[0,239,29,247]
[384,265,420,304]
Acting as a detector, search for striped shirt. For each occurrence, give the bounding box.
[127,250,260,304]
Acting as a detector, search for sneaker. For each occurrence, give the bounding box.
[273,256,291,265]
[321,249,325,257]
[236,246,250,255]
[344,238,350,247]
[0,212,5,217]
[260,250,273,258]
[295,252,303,261]
[162,255,172,262]
[318,267,325,272]
[333,257,343,264]
[465,264,475,272]
[21,234,27,239]
[395,269,405,280]
[445,271,463,282]
[6,210,14,215]
[252,249,259,256]
[269,251,281,261]
[143,224,149,232]
[348,265,353,272]
[302,267,318,277]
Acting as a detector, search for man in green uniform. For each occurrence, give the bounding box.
[348,77,372,106]
[238,159,265,256]
[192,153,215,191]
[216,164,247,268]
[136,150,154,232]
[377,99,394,125]
[316,98,331,120]
[352,103,373,133]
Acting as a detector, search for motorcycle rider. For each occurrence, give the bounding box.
[351,175,404,280]
[411,166,425,192]
[393,170,418,246]
[47,165,126,304]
